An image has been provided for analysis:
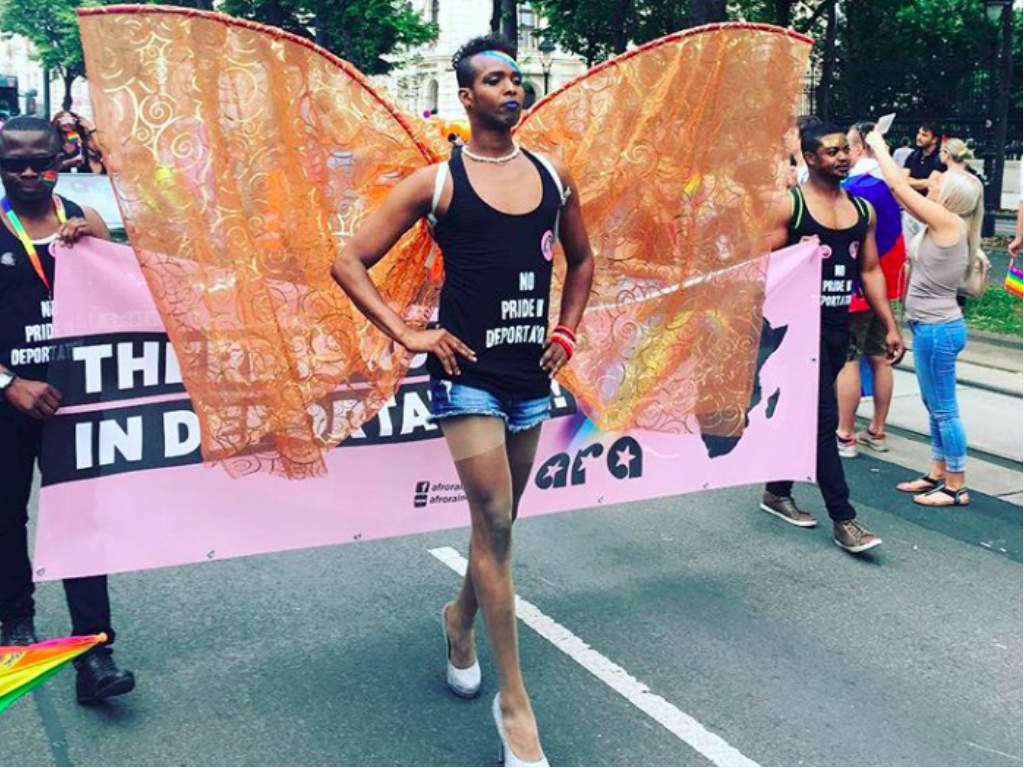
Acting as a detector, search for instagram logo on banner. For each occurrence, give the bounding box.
[414,481,430,508]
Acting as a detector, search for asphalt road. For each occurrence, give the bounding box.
[2,454,1021,767]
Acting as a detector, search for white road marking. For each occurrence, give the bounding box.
[428,546,759,767]
[966,741,1022,761]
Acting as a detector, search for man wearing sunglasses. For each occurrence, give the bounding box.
[0,116,135,704]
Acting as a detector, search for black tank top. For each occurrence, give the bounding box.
[787,185,871,329]
[428,147,562,398]
[0,195,84,381]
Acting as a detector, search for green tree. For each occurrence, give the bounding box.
[531,0,690,65]
[219,0,314,39]
[0,0,88,112]
[223,0,437,75]
[834,0,998,119]
[529,0,622,65]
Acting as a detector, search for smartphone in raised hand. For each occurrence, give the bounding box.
[875,113,895,135]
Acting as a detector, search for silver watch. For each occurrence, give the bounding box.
[0,370,16,392]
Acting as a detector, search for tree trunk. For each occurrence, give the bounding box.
[42,66,50,120]
[490,0,517,55]
[500,0,517,56]
[613,0,632,53]
[815,0,837,119]
[774,0,793,27]
[264,0,284,28]
[314,0,330,48]
[61,72,75,112]
[690,0,727,26]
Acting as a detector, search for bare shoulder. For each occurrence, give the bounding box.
[405,164,444,195]
[770,189,794,222]
[384,164,445,216]
[532,150,574,187]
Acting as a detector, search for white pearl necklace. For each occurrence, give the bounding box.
[462,143,521,164]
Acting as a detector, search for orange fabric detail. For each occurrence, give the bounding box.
[78,6,810,475]
[516,24,811,435]
[79,5,448,478]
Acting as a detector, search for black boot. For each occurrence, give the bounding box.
[0,617,38,646]
[74,647,135,704]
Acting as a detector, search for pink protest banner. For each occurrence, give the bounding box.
[34,239,820,581]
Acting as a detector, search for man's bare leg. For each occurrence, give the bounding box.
[442,416,542,761]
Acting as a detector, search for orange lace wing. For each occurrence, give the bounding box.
[516,24,811,437]
[78,5,446,478]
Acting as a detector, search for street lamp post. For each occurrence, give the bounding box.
[984,0,1013,223]
[42,67,50,119]
[539,34,556,95]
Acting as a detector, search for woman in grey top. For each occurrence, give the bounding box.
[864,129,983,507]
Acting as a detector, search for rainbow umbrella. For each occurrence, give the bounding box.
[0,633,107,714]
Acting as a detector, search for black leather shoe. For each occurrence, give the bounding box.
[74,648,135,704]
[1,617,38,646]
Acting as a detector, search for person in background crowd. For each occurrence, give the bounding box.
[1010,199,1022,259]
[835,122,907,457]
[892,138,913,169]
[866,128,983,507]
[930,138,981,186]
[904,122,947,194]
[51,110,105,174]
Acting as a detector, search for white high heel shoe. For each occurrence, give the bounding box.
[492,693,549,767]
[441,604,481,698]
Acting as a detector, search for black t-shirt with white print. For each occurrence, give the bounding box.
[0,195,84,382]
[787,185,872,330]
[429,147,562,399]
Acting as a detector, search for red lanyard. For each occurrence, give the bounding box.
[0,195,67,297]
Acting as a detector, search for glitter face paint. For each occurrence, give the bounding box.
[819,134,847,150]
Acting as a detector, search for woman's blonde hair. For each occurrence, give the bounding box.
[937,170,985,258]
[942,138,974,164]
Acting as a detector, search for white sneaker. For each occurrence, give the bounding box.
[441,605,481,698]
[836,433,858,458]
[857,429,888,453]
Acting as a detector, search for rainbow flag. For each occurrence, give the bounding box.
[1005,260,1023,299]
[0,633,107,714]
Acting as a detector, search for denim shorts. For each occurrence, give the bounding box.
[429,378,551,432]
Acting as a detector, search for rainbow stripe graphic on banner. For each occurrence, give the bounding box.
[0,633,106,714]
[1005,259,1023,299]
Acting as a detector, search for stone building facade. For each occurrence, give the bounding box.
[375,0,587,119]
